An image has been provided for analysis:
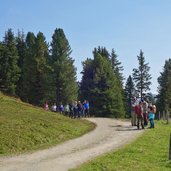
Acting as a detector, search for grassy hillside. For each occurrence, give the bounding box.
[0,92,95,156]
[71,121,171,171]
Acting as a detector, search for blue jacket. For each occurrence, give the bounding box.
[148,111,154,120]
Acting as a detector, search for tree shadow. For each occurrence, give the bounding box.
[109,125,141,131]
[109,125,123,127]
[116,128,140,131]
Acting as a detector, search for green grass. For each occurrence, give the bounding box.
[71,121,171,171]
[0,92,95,156]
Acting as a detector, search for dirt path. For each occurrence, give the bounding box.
[0,118,144,171]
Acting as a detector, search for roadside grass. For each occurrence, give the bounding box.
[71,121,171,171]
[0,92,95,156]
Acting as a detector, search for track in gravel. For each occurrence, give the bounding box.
[0,118,144,171]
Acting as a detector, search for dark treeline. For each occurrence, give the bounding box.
[0,28,171,117]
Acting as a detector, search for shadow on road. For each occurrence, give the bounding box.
[108,125,123,127]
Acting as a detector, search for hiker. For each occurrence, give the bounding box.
[148,106,155,128]
[64,104,70,116]
[73,101,78,118]
[142,100,148,127]
[152,104,156,118]
[69,102,74,118]
[44,101,49,111]
[77,101,83,118]
[131,97,137,126]
[59,103,64,114]
[51,103,57,112]
[135,101,144,129]
[83,100,90,117]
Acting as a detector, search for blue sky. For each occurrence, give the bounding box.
[1,0,171,94]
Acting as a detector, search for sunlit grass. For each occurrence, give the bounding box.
[71,121,171,171]
[0,92,95,156]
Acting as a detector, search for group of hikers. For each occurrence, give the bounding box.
[131,97,156,129]
[43,96,156,129]
[44,100,90,118]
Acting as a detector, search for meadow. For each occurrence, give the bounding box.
[71,121,171,171]
[0,92,95,156]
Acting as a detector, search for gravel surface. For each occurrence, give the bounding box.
[0,118,144,171]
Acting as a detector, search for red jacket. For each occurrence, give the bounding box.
[135,105,143,117]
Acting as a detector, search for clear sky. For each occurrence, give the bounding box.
[1,0,171,94]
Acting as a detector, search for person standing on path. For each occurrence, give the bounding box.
[148,106,155,128]
[131,97,137,126]
[142,100,148,127]
[136,101,144,129]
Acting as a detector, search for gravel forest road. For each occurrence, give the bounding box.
[0,118,144,171]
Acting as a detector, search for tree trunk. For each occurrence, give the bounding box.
[158,111,160,120]
[163,111,165,120]
[167,111,169,124]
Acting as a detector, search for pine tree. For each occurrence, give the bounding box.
[80,49,125,118]
[0,29,20,95]
[33,32,51,105]
[80,58,94,101]
[132,50,152,99]
[125,75,135,116]
[93,46,110,61]
[22,32,51,105]
[16,30,27,98]
[110,49,124,85]
[22,32,36,103]
[110,49,126,115]
[157,59,171,112]
[50,28,78,106]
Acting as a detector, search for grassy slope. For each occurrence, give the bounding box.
[0,92,95,156]
[72,121,171,171]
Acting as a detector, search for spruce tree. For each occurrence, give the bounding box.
[80,58,94,101]
[33,32,51,105]
[132,50,152,99]
[16,30,27,98]
[22,32,51,105]
[21,32,51,105]
[125,75,135,116]
[0,29,20,95]
[110,49,124,85]
[157,59,171,112]
[80,50,125,118]
[50,28,78,106]
[93,46,110,61]
[22,32,36,103]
